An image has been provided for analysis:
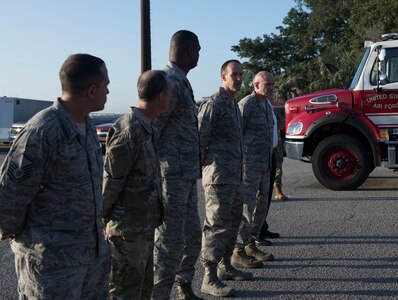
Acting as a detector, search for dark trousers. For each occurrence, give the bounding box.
[260,150,276,234]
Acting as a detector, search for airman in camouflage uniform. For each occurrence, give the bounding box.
[0,54,109,299]
[234,71,276,267]
[198,60,252,298]
[103,70,171,300]
[152,31,203,300]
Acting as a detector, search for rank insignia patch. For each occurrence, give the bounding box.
[7,155,33,183]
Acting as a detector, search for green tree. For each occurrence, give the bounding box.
[236,69,255,101]
[232,0,397,96]
[275,73,303,103]
[350,0,398,45]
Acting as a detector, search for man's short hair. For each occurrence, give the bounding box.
[137,70,168,102]
[59,54,105,95]
[220,59,241,76]
[170,30,199,54]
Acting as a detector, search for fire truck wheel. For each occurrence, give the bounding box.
[312,134,372,190]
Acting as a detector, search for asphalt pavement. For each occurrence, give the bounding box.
[0,149,397,299]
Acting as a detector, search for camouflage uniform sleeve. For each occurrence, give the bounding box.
[0,129,48,239]
[154,77,180,135]
[239,101,250,132]
[198,100,215,165]
[102,128,136,221]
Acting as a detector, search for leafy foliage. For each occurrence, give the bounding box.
[232,0,398,102]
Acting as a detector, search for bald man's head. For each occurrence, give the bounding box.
[137,70,169,102]
[253,71,273,85]
[253,71,275,99]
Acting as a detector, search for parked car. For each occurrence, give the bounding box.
[96,123,113,153]
[8,113,120,152]
[90,113,122,126]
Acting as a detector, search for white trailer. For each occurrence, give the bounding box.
[0,97,52,146]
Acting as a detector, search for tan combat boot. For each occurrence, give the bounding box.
[176,282,204,300]
[245,242,274,262]
[274,185,288,200]
[201,263,235,297]
[217,256,253,281]
[231,248,263,268]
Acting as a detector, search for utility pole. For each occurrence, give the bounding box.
[141,0,151,73]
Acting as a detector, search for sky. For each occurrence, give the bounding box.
[0,0,296,113]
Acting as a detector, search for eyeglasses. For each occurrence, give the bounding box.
[256,82,275,87]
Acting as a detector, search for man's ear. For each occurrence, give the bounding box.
[159,91,167,104]
[87,84,97,99]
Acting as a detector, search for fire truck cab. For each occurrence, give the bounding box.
[285,33,398,190]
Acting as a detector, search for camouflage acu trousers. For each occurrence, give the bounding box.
[238,167,271,245]
[201,184,243,264]
[152,179,201,300]
[108,234,154,300]
[274,138,284,188]
[15,250,109,300]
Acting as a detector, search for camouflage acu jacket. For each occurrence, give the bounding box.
[198,88,243,185]
[154,62,201,179]
[0,99,108,266]
[239,92,274,171]
[103,108,162,238]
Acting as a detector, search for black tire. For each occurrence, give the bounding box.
[368,165,376,175]
[312,134,371,190]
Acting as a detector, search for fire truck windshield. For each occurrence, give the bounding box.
[349,47,371,90]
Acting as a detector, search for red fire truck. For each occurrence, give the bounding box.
[285,33,398,190]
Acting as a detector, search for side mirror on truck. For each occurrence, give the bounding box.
[378,48,387,85]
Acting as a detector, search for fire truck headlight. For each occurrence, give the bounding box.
[287,122,303,135]
[379,129,389,141]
